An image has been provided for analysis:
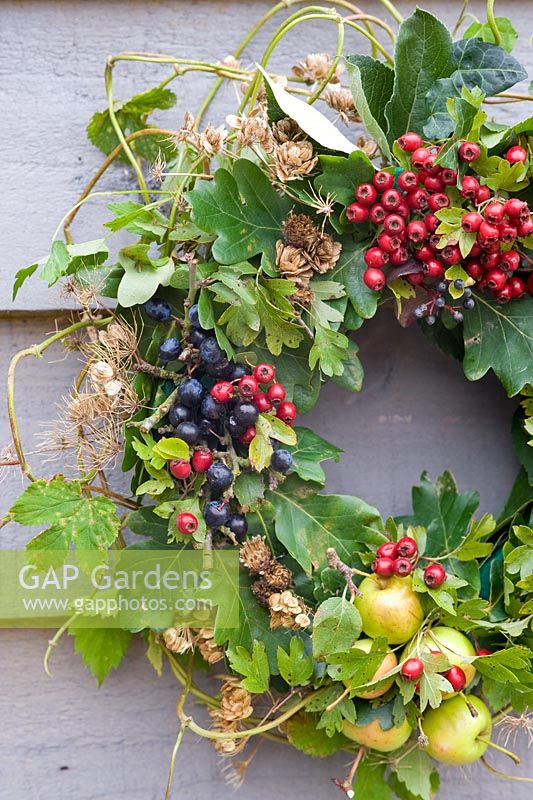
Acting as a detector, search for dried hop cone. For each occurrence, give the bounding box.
[275,242,314,287]
[309,232,342,273]
[271,117,305,144]
[291,286,315,306]
[274,140,318,182]
[251,578,276,607]
[292,53,342,84]
[194,628,224,664]
[268,590,311,630]
[162,627,194,654]
[323,86,360,123]
[239,536,273,574]
[218,679,254,722]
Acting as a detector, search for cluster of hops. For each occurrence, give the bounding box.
[346,132,533,324]
[371,534,447,589]
[208,677,254,755]
[143,298,297,541]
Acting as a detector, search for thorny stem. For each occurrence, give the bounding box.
[486,0,501,46]
[7,317,113,481]
[481,756,533,784]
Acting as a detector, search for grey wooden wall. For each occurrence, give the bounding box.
[0,2,532,798]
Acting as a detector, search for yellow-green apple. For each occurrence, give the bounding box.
[423,695,491,765]
[343,638,398,699]
[342,716,412,752]
[354,575,424,644]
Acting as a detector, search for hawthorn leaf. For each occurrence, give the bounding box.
[277,637,313,686]
[288,426,342,484]
[227,640,270,693]
[392,748,434,800]
[69,627,132,685]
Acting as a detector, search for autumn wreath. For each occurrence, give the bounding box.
[3,2,533,797]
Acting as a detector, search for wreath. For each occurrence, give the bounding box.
[3,2,533,797]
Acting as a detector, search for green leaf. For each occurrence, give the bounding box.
[152,437,189,462]
[146,630,163,676]
[249,414,274,472]
[125,505,169,543]
[454,513,495,561]
[463,294,533,396]
[419,669,453,711]
[385,9,453,142]
[284,712,349,756]
[277,637,313,686]
[327,637,390,689]
[40,240,70,285]
[233,472,265,509]
[305,684,357,735]
[309,325,349,377]
[227,640,270,693]
[463,17,517,53]
[187,159,291,268]
[116,251,175,308]
[314,150,375,207]
[474,645,533,683]
[12,262,39,300]
[328,238,378,319]
[69,627,132,685]
[268,484,382,574]
[345,54,393,159]
[11,477,120,563]
[354,762,393,800]
[392,748,434,800]
[312,597,362,659]
[288,427,342,484]
[332,339,364,394]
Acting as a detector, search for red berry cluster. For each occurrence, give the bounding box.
[346,132,533,321]
[372,537,447,589]
[400,657,466,693]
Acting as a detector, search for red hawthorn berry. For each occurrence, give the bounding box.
[517,217,533,237]
[499,249,521,271]
[444,666,467,693]
[239,425,256,445]
[397,170,418,191]
[373,170,394,191]
[253,363,276,384]
[238,375,258,397]
[428,192,450,211]
[346,202,369,223]
[499,221,517,243]
[401,658,424,681]
[424,175,444,192]
[383,214,406,235]
[377,231,402,253]
[423,562,447,588]
[377,541,399,559]
[355,183,378,207]
[406,188,429,210]
[486,268,507,291]
[277,400,297,423]
[506,145,528,164]
[191,449,214,472]
[397,132,423,152]
[424,259,444,279]
[176,511,198,535]
[406,220,427,243]
[369,204,387,224]
[480,251,501,270]
[393,557,414,577]
[372,556,395,577]
[411,147,432,168]
[363,267,386,291]
[211,381,234,403]
[396,200,410,218]
[267,382,286,405]
[508,276,526,298]
[397,536,418,558]
[458,141,481,162]
[462,212,483,232]
[469,242,482,257]
[441,168,457,185]
[169,459,192,480]
[389,246,409,265]
[253,392,272,413]
[442,245,462,266]
[476,648,492,657]
[415,244,434,262]
[460,175,480,200]
[504,198,527,218]
[494,284,513,303]
[476,185,491,204]
[424,213,439,232]
[407,272,425,286]
[478,220,500,244]
[364,247,389,268]
[465,260,484,280]
[484,202,505,224]
[424,155,440,174]
[381,188,402,211]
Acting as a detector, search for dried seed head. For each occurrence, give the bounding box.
[218,55,241,71]
[263,561,293,591]
[308,232,342,273]
[198,123,227,155]
[274,140,318,182]
[88,360,115,386]
[150,152,166,183]
[283,212,321,250]
[194,628,225,664]
[268,590,311,630]
[163,627,194,654]
[292,53,342,84]
[226,112,274,153]
[323,85,360,123]
[271,117,305,144]
[239,536,273,574]
[275,242,313,287]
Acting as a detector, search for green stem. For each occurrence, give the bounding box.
[375,0,403,24]
[43,611,81,677]
[486,0,501,45]
[478,737,521,764]
[481,756,533,784]
[165,655,193,800]
[307,19,345,104]
[7,317,112,481]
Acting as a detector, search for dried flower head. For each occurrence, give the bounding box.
[194,628,225,664]
[0,444,18,485]
[208,678,254,756]
[150,151,166,183]
[283,213,321,250]
[239,536,273,574]
[162,627,194,654]
[263,561,293,591]
[357,135,379,159]
[268,590,311,630]
[308,232,342,273]
[323,85,360,124]
[251,578,275,606]
[88,360,115,387]
[496,711,533,748]
[292,53,342,84]
[198,123,227,155]
[275,242,313,287]
[226,111,274,153]
[173,111,195,146]
[271,117,305,144]
[274,140,318,182]
[291,286,315,306]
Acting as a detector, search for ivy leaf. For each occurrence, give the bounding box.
[463,17,518,53]
[277,637,313,687]
[288,426,342,484]
[345,55,393,159]
[392,748,435,800]
[268,483,382,574]
[69,627,132,686]
[284,712,349,756]
[314,150,374,207]
[463,294,533,396]
[385,9,453,142]
[187,159,291,268]
[312,597,362,659]
[11,477,120,564]
[227,640,270,693]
